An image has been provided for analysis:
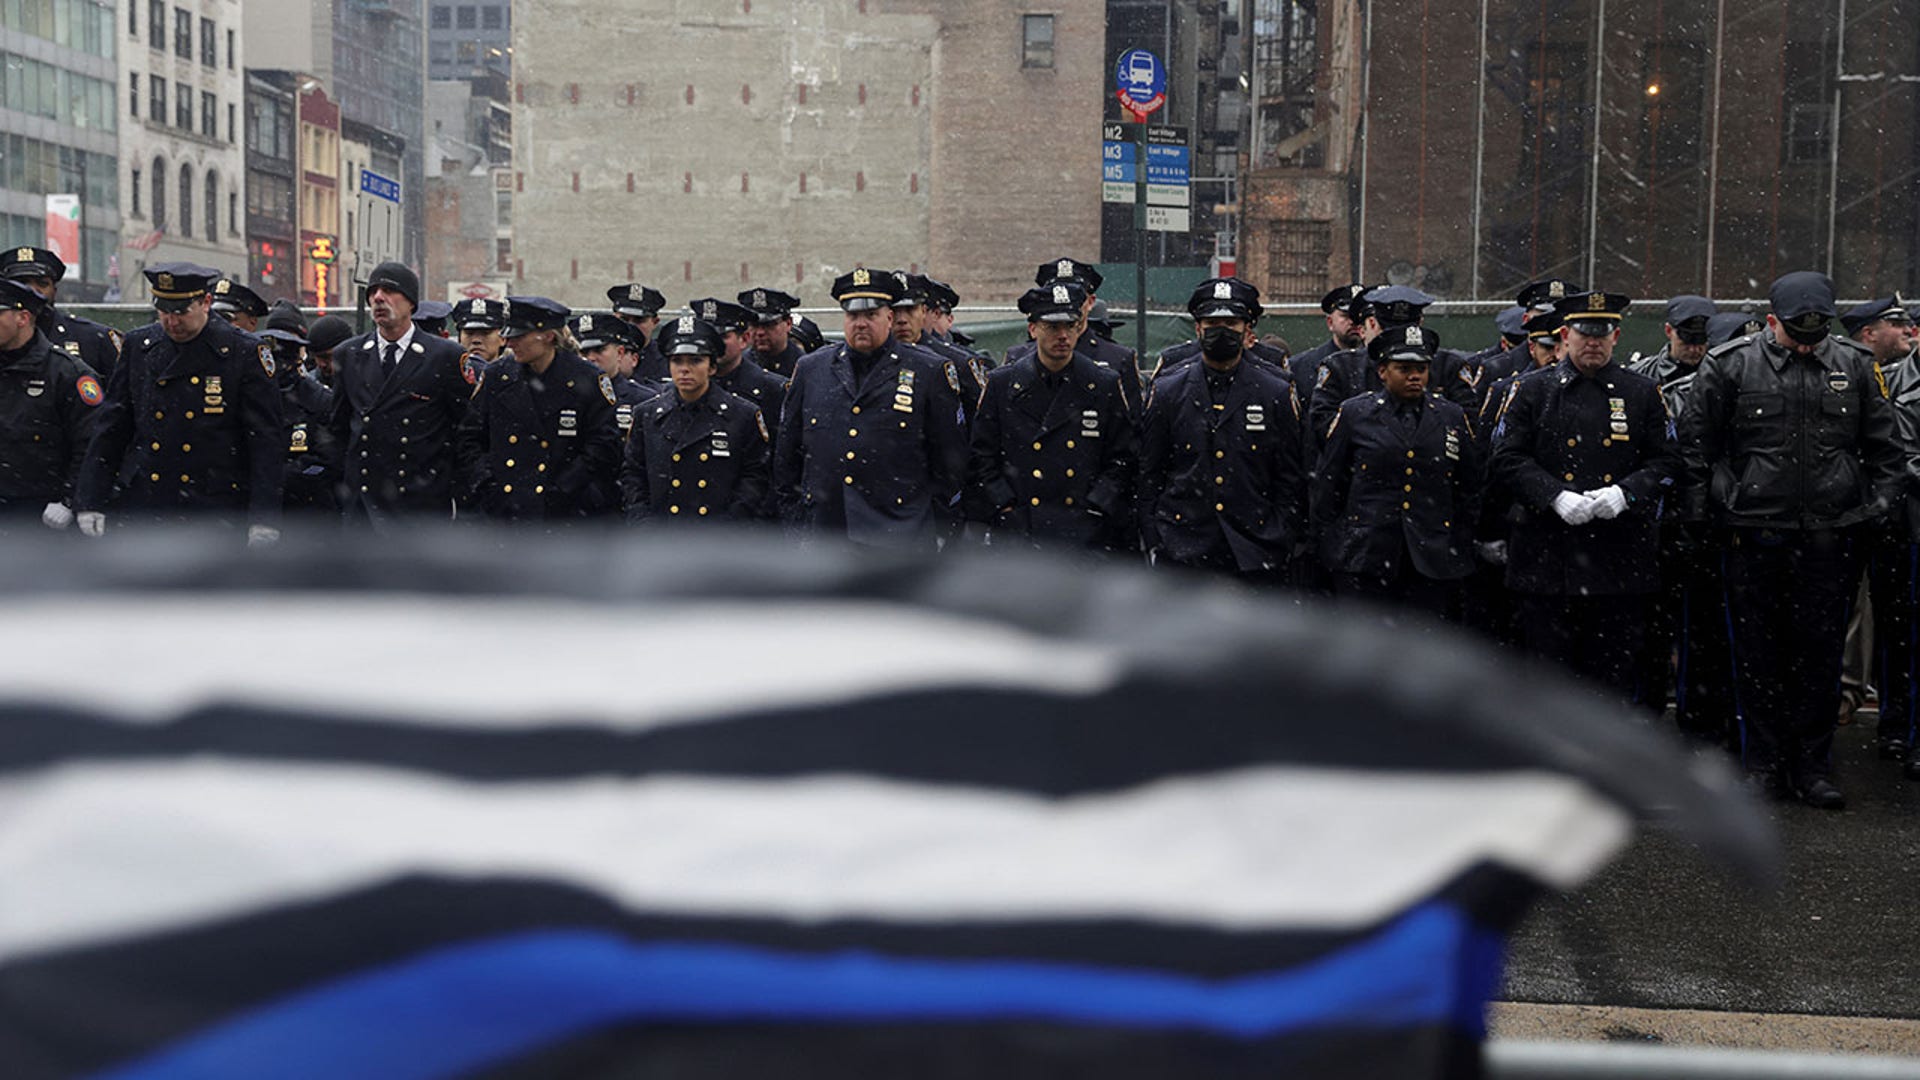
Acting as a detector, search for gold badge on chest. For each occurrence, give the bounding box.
[1608,396,1629,440]
[894,369,916,413]
[204,375,225,415]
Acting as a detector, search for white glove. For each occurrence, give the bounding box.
[1552,491,1596,526]
[76,511,106,537]
[1585,485,1628,520]
[1474,540,1508,565]
[41,502,74,530]
[247,525,282,548]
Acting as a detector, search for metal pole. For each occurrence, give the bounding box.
[1825,0,1847,276]
[1584,0,1606,287]
[1357,0,1372,280]
[1469,0,1489,299]
[1704,0,1726,294]
[1136,116,1149,366]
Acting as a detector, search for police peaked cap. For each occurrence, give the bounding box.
[1035,257,1103,292]
[1368,323,1440,364]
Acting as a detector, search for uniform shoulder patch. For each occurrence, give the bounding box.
[1315,365,1332,389]
[107,329,123,352]
[944,360,961,394]
[756,409,770,442]
[599,373,617,405]
[258,344,275,378]
[471,370,487,398]
[76,374,104,406]
[1326,404,1343,436]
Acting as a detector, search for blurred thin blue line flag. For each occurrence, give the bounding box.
[0,529,1775,1080]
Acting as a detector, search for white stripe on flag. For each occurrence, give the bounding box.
[0,595,1121,729]
[0,760,1630,963]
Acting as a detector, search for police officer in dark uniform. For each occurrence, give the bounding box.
[1312,325,1482,618]
[739,287,805,378]
[1149,282,1293,390]
[1681,273,1907,806]
[326,261,471,527]
[307,315,353,388]
[1839,296,1919,773]
[1475,279,1581,394]
[210,278,270,333]
[1008,259,1143,415]
[965,280,1136,550]
[257,303,340,520]
[1625,295,1728,734]
[572,311,663,442]
[0,278,101,534]
[1284,284,1368,414]
[1138,277,1305,580]
[458,296,622,523]
[1311,286,1484,445]
[0,246,121,382]
[775,267,968,548]
[890,272,984,423]
[923,277,993,369]
[790,314,826,354]
[452,297,507,387]
[412,300,454,338]
[621,315,771,524]
[1490,291,1679,702]
[75,262,284,543]
[690,296,788,444]
[609,283,667,381]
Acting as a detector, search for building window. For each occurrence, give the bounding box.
[151,157,166,229]
[175,86,190,129]
[456,5,476,28]
[205,171,217,242]
[1022,14,1054,69]
[227,28,234,68]
[495,188,511,227]
[173,7,190,58]
[1787,102,1830,164]
[148,0,164,48]
[201,91,216,137]
[179,164,193,236]
[150,74,166,123]
[129,72,138,116]
[431,5,450,28]
[199,17,215,66]
[131,165,142,216]
[457,40,477,62]
[496,237,512,273]
[128,0,137,37]
[482,5,502,29]
[1264,219,1335,302]
[228,102,236,143]
[229,190,238,235]
[430,40,451,64]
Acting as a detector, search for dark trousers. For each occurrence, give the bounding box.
[1334,557,1459,622]
[1866,525,1920,747]
[1514,592,1646,703]
[1461,558,1516,645]
[1724,526,1864,781]
[1638,525,1736,745]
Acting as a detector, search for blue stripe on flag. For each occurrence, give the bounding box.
[96,901,1503,1080]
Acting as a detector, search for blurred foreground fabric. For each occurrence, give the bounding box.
[0,528,1774,1079]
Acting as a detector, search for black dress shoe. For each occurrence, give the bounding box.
[1794,777,1847,810]
[1877,737,1911,761]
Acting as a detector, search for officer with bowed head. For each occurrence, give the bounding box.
[74,262,285,544]
[457,296,622,523]
[963,279,1136,550]
[1489,289,1678,702]
[774,267,967,548]
[1311,324,1482,618]
[257,302,341,519]
[620,314,771,524]
[570,311,662,440]
[688,295,788,440]
[0,245,122,382]
[324,260,471,527]
[209,278,270,333]
[739,287,805,378]
[1137,276,1305,580]
[0,276,103,535]
[608,283,667,381]
[1286,284,1368,407]
[1021,258,1143,414]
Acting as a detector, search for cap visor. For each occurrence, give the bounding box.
[1784,324,1829,345]
[840,298,888,312]
[1193,304,1246,319]
[153,297,193,313]
[1565,319,1617,336]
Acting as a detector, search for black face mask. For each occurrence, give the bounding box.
[1201,326,1243,362]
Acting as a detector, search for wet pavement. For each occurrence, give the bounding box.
[1506,718,1920,1019]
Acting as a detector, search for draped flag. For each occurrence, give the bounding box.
[0,529,1775,1079]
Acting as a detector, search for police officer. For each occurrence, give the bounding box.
[964,280,1136,550]
[572,311,662,441]
[790,313,826,354]
[1626,295,1722,727]
[775,267,967,548]
[890,272,984,423]
[1840,296,1919,771]
[0,246,120,382]
[1875,300,1920,780]
[1138,277,1305,580]
[210,278,270,333]
[412,300,455,338]
[306,315,353,388]
[1285,284,1368,412]
[1489,290,1678,702]
[74,262,284,542]
[1312,325,1482,618]
[1012,258,1143,414]
[326,261,471,527]
[0,278,102,534]
[1150,281,1293,391]
[1311,286,1486,445]
[923,277,993,369]
[1477,279,1581,394]
[450,297,507,388]
[739,287,805,378]
[621,315,770,524]
[689,296,788,442]
[457,296,622,523]
[1681,273,1906,806]
[257,303,340,520]
[609,283,667,381]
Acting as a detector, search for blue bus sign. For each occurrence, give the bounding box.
[1114,48,1166,120]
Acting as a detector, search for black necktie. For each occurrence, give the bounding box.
[382,342,398,380]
